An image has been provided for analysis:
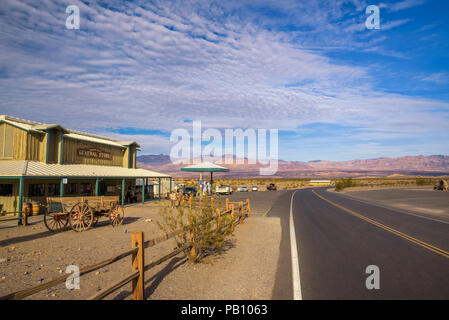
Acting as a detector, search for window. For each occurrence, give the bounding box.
[47,183,60,196]
[0,184,13,196]
[80,183,93,195]
[28,184,45,197]
[0,124,14,158]
[66,183,78,195]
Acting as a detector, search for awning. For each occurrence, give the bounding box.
[0,160,170,178]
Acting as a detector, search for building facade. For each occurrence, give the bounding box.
[0,115,172,214]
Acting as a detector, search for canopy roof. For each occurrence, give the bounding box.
[0,160,170,178]
[180,162,230,172]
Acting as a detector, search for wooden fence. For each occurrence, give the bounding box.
[0,210,28,226]
[0,197,250,300]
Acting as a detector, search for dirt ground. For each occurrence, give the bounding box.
[0,192,283,300]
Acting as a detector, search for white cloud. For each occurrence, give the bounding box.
[0,0,447,158]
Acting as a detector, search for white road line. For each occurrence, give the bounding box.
[289,189,302,300]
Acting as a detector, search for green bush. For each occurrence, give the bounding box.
[334,177,354,191]
[416,178,434,186]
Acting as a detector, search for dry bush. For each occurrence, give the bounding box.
[157,194,234,263]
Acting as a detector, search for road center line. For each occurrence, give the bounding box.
[312,190,449,259]
[289,189,302,300]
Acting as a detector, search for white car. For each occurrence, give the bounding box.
[237,186,249,192]
[251,186,258,192]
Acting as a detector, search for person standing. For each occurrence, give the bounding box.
[169,191,177,208]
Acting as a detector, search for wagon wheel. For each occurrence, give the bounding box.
[44,208,69,232]
[109,204,125,227]
[92,214,100,227]
[69,202,94,232]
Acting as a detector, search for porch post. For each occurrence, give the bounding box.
[121,178,125,207]
[95,178,99,196]
[158,178,161,200]
[142,178,145,204]
[60,178,65,197]
[169,177,172,193]
[18,176,24,226]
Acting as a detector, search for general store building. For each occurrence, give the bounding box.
[0,115,172,214]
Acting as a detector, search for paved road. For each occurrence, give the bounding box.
[269,188,449,299]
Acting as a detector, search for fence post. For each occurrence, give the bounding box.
[23,206,28,227]
[131,231,144,300]
[225,198,229,211]
[239,204,243,224]
[230,205,234,232]
[246,199,250,218]
[189,195,192,209]
[216,208,221,229]
[211,197,214,213]
[190,231,196,259]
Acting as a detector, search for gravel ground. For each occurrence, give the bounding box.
[0,191,284,300]
[149,216,281,300]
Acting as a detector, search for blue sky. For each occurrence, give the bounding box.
[0,0,448,161]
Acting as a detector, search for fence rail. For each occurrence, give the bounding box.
[0,196,250,300]
[0,211,28,225]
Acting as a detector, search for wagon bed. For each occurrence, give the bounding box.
[44,196,125,232]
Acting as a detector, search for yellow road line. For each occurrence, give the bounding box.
[262,208,271,217]
[312,190,449,259]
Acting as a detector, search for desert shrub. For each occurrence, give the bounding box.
[157,195,234,263]
[416,178,434,186]
[334,177,354,191]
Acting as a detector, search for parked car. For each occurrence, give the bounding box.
[251,186,258,192]
[183,186,198,196]
[216,184,233,195]
[267,183,277,191]
[237,186,249,192]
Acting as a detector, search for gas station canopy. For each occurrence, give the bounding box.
[181,162,230,185]
[180,162,230,173]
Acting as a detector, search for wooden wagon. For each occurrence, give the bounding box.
[44,196,125,232]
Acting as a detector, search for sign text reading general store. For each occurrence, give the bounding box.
[77,148,112,160]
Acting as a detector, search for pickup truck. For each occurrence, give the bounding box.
[216,184,233,195]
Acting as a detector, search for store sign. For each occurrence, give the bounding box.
[77,148,112,160]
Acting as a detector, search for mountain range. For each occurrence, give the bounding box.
[137,154,449,178]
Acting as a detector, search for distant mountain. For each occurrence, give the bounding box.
[137,154,449,178]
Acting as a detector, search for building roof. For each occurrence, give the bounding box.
[0,161,170,178]
[181,162,230,172]
[0,115,140,149]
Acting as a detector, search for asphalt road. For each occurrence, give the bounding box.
[269,187,449,299]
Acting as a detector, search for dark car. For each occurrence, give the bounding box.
[183,186,198,196]
[267,183,277,191]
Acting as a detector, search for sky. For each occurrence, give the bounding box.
[0,0,448,161]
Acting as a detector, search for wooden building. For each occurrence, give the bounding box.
[0,115,172,214]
